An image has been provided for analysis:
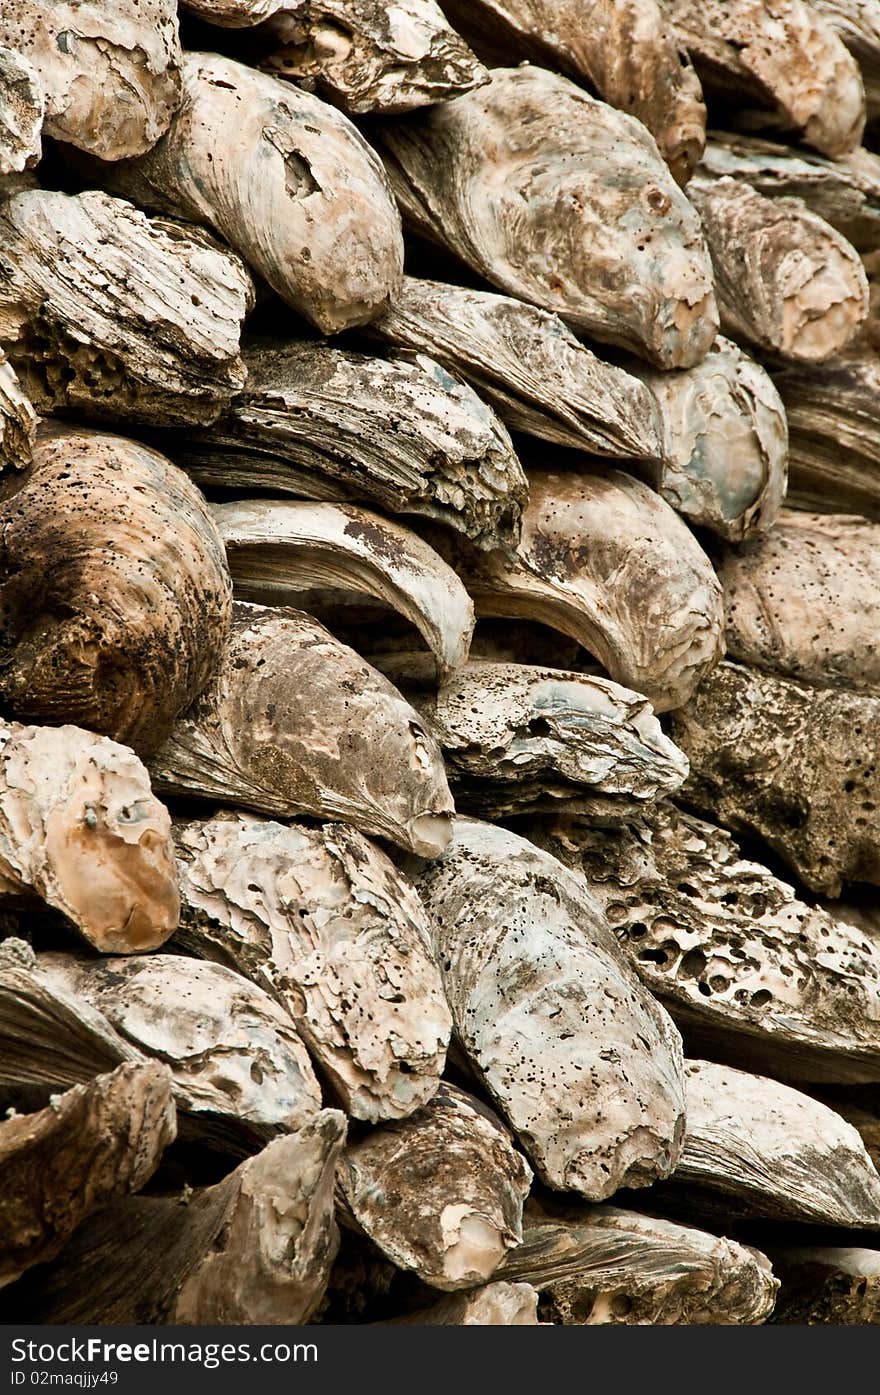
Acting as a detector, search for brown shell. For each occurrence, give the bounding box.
[0,425,233,756]
[377,66,718,368]
[0,1062,175,1290]
[774,350,880,518]
[169,338,526,550]
[498,1199,777,1324]
[688,176,868,364]
[257,0,488,113]
[4,1111,346,1325]
[719,509,880,692]
[368,276,665,460]
[0,352,36,472]
[665,0,865,157]
[387,656,690,818]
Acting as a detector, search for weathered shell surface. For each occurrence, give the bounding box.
[3,1111,346,1325]
[409,818,686,1200]
[688,176,868,364]
[531,804,880,1084]
[0,1062,175,1290]
[338,1083,532,1290]
[665,0,865,156]
[631,336,788,540]
[0,353,35,473]
[0,45,42,175]
[440,0,706,184]
[700,133,880,251]
[212,498,475,681]
[671,660,880,895]
[440,468,724,713]
[369,276,665,459]
[391,657,689,817]
[774,351,880,517]
[258,0,488,113]
[377,66,718,368]
[174,811,451,1122]
[671,1059,880,1227]
[0,1,182,160]
[0,721,179,955]
[173,338,527,549]
[150,603,454,857]
[0,189,253,428]
[498,1199,777,1324]
[0,426,232,755]
[38,952,322,1134]
[719,510,880,692]
[101,53,403,333]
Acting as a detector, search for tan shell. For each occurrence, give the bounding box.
[408,818,686,1200]
[368,276,665,460]
[671,660,880,896]
[212,498,475,681]
[670,1059,880,1228]
[101,52,403,333]
[532,804,880,1085]
[630,336,788,541]
[338,1083,532,1290]
[0,425,232,755]
[688,176,868,364]
[699,133,880,252]
[377,66,718,368]
[440,467,724,713]
[0,189,253,428]
[665,0,865,156]
[387,656,690,817]
[0,1062,175,1290]
[441,0,706,184]
[719,509,880,692]
[498,1199,777,1324]
[810,0,880,118]
[173,811,451,1123]
[0,45,42,175]
[258,0,488,113]
[150,603,454,857]
[0,0,182,160]
[5,1111,346,1325]
[0,352,36,472]
[174,338,527,550]
[0,721,179,955]
[38,951,322,1138]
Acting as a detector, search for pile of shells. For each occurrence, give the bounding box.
[2,0,880,1328]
